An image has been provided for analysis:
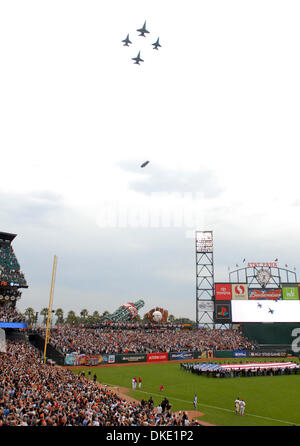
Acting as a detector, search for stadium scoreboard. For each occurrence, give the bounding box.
[214,282,300,323]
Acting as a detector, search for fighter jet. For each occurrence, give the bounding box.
[257,303,262,308]
[141,160,150,168]
[132,51,144,65]
[152,37,161,50]
[268,308,274,314]
[122,34,132,47]
[137,21,150,37]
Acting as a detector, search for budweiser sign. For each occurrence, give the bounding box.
[248,288,282,300]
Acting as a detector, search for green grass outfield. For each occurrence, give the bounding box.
[71,357,300,426]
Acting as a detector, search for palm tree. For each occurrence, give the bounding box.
[24,307,35,326]
[40,307,49,326]
[65,310,78,326]
[55,308,64,325]
[168,314,176,322]
[92,311,101,324]
[80,309,89,322]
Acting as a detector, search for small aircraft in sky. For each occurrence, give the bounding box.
[122,34,132,46]
[132,51,144,65]
[268,308,274,314]
[257,303,262,308]
[140,160,150,168]
[137,21,150,37]
[152,38,161,50]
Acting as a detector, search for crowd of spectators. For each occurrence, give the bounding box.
[33,325,256,356]
[0,340,201,426]
[0,304,24,323]
[0,242,27,287]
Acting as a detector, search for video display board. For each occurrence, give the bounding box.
[231,300,300,323]
[213,281,300,323]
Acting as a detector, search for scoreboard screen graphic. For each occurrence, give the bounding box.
[231,300,300,323]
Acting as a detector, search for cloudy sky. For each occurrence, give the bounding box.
[1,0,300,320]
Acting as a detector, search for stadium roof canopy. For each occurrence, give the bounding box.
[0,231,17,243]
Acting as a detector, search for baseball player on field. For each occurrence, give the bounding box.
[239,398,246,416]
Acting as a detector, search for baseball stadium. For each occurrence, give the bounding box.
[1,230,300,428]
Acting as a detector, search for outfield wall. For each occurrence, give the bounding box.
[241,322,300,345]
[64,348,295,365]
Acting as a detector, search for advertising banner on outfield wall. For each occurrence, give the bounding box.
[214,350,234,358]
[117,354,147,363]
[169,352,194,361]
[147,352,168,362]
[232,284,248,300]
[233,350,247,358]
[88,354,111,365]
[248,351,289,358]
[65,353,114,366]
[65,353,87,366]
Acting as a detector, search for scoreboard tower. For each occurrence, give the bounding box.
[195,231,215,327]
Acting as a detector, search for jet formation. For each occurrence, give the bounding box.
[121,20,161,65]
[132,51,144,65]
[122,34,132,47]
[121,21,159,166]
[137,21,150,37]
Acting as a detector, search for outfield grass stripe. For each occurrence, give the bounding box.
[104,382,299,426]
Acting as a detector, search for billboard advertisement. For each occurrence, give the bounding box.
[198,301,214,311]
[232,300,300,322]
[233,350,247,358]
[0,322,27,328]
[214,301,232,323]
[147,352,168,362]
[215,283,232,301]
[248,288,282,300]
[169,352,194,361]
[282,286,299,300]
[232,284,248,300]
[64,353,87,366]
[248,351,289,358]
[118,354,147,363]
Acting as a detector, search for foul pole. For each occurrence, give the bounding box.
[43,255,57,364]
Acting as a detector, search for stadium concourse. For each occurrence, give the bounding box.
[31,324,257,356]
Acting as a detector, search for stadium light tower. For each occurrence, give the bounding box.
[196,231,215,328]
